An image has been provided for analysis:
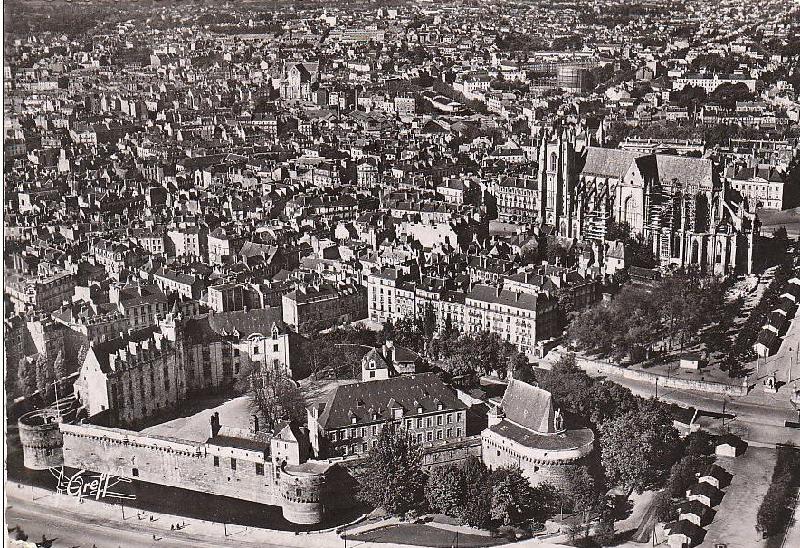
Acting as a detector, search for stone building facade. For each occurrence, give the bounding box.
[535,129,759,274]
[307,373,468,459]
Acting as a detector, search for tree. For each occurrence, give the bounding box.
[709,82,754,110]
[594,511,617,546]
[599,402,680,492]
[509,352,535,383]
[421,302,436,340]
[652,490,674,523]
[684,430,715,457]
[491,466,535,526]
[16,357,37,397]
[355,424,427,515]
[560,466,601,521]
[52,349,66,380]
[459,456,492,528]
[671,85,707,110]
[425,464,465,516]
[666,455,710,498]
[35,354,55,401]
[248,367,306,431]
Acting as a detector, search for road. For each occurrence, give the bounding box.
[4,492,311,548]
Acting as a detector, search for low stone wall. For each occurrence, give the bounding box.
[552,352,749,397]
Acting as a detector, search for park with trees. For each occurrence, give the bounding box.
[567,272,728,366]
[348,352,711,545]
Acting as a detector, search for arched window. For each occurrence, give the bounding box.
[549,152,558,172]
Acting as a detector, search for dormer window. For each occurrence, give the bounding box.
[351,416,357,424]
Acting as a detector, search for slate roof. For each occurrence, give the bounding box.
[580,147,644,179]
[487,419,594,451]
[466,283,547,311]
[501,380,556,434]
[315,373,466,430]
[91,325,162,373]
[204,307,284,338]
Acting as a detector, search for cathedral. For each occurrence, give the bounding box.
[535,128,759,274]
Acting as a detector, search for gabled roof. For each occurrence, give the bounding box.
[315,373,466,430]
[500,380,556,434]
[580,147,644,179]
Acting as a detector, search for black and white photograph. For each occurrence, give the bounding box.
[3,1,800,547]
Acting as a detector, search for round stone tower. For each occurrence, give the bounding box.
[278,463,326,525]
[18,408,64,470]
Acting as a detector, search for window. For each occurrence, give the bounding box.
[213,456,219,466]
[253,346,260,355]
[132,468,139,477]
[447,428,452,437]
[426,417,432,427]
[231,458,237,471]
[255,463,264,476]
[426,431,433,442]
[437,415,442,426]
[273,344,279,352]
[456,428,461,437]
[437,430,443,440]
[372,425,377,435]
[416,418,422,428]
[416,433,423,443]
[447,414,452,424]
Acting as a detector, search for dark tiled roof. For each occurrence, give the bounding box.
[581,147,643,179]
[501,380,556,434]
[203,308,284,338]
[467,283,545,311]
[487,419,594,451]
[316,373,466,430]
[91,325,162,373]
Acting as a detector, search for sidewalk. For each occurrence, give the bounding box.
[7,482,345,548]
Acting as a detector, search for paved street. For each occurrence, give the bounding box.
[5,487,334,548]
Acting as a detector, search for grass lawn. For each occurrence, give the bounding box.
[346,523,508,547]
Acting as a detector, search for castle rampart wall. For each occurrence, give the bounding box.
[60,423,279,508]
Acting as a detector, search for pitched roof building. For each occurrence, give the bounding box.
[482,380,594,486]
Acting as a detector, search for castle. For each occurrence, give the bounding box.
[19,372,590,526]
[535,128,760,274]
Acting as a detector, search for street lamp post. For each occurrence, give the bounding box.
[722,395,727,431]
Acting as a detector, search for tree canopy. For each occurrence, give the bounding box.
[599,402,681,492]
[355,424,427,516]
